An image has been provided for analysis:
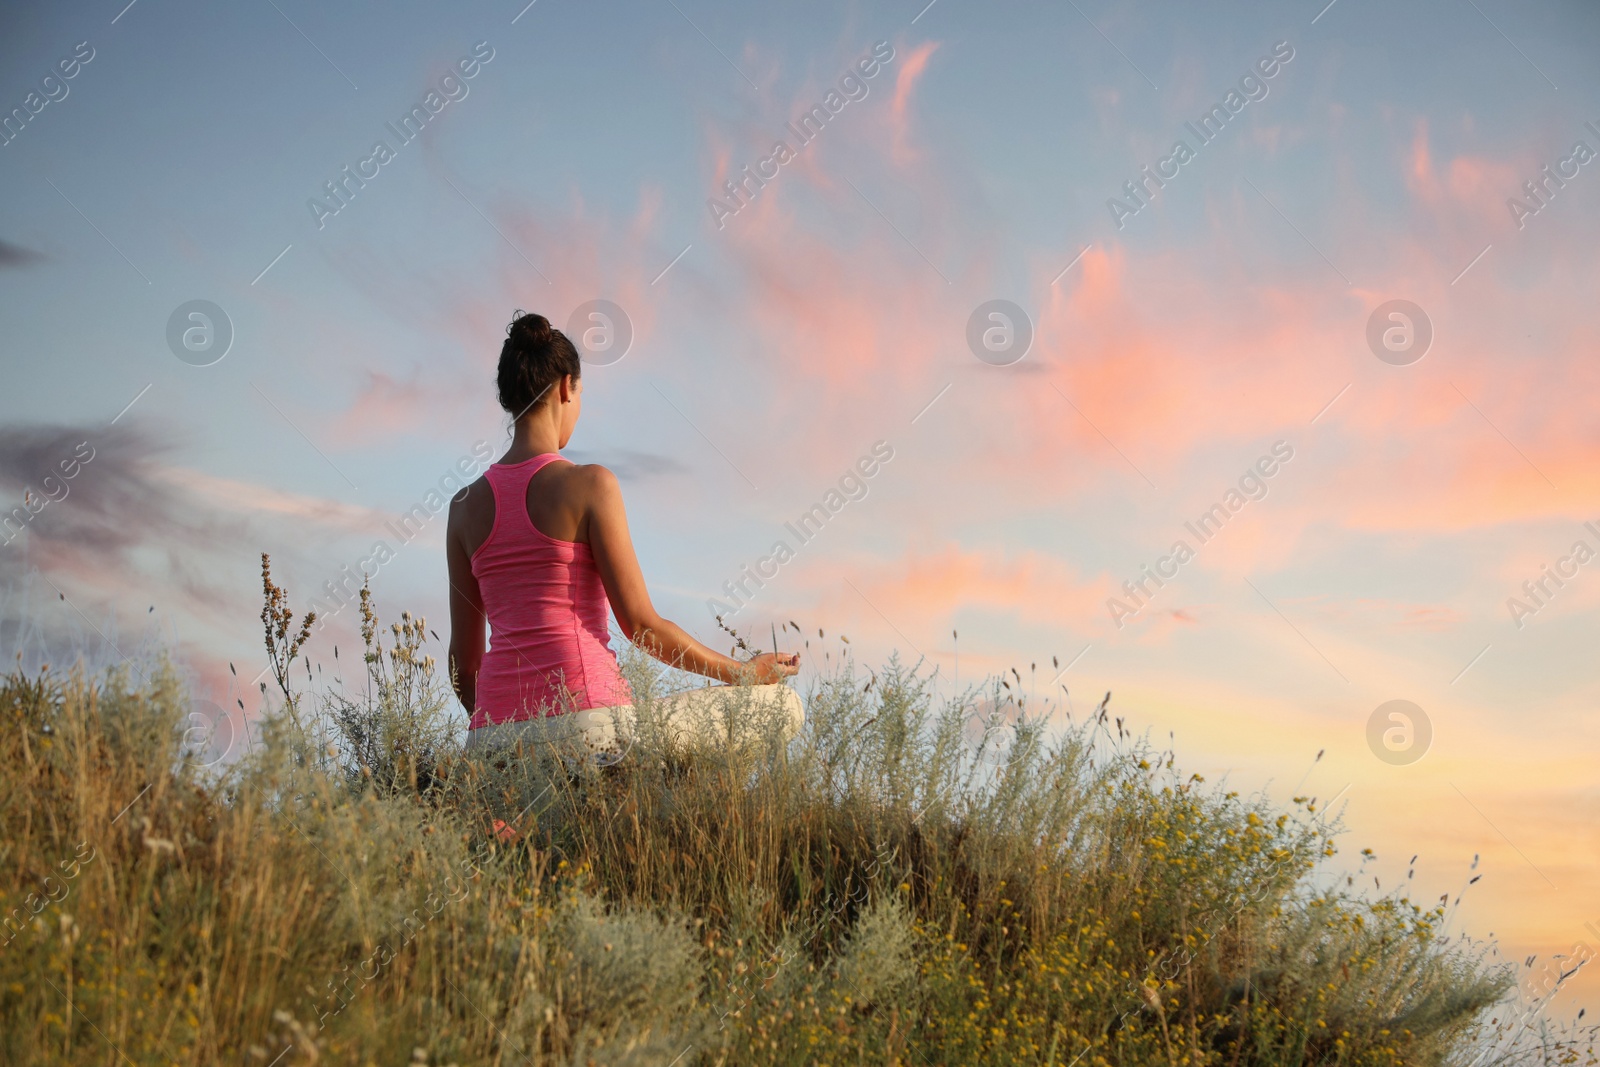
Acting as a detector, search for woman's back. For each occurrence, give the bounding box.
[463,453,632,727]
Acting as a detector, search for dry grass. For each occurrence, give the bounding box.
[0,559,1592,1066]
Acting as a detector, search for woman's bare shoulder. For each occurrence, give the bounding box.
[446,476,496,544]
[564,460,618,484]
[558,462,622,514]
[448,475,495,517]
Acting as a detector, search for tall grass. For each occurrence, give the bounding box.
[0,558,1590,1065]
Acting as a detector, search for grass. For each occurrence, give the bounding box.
[0,556,1592,1066]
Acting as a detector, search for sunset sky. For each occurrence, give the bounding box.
[2,0,1597,1005]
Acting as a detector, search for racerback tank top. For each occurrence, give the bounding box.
[467,454,633,728]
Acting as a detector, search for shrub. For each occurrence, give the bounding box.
[0,559,1586,1065]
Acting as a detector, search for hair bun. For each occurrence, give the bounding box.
[509,311,553,343]
[496,310,582,417]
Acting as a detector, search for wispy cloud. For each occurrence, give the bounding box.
[563,449,690,482]
[0,239,45,268]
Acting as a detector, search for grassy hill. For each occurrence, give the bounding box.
[0,561,1589,1066]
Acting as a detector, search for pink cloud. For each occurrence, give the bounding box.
[769,544,1109,652]
[890,41,940,165]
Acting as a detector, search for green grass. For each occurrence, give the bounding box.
[0,560,1591,1066]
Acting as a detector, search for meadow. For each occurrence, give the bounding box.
[0,556,1592,1066]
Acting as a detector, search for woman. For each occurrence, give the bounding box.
[446,311,801,761]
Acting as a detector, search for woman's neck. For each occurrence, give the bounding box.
[499,413,562,464]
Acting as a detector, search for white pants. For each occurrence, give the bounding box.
[463,683,804,764]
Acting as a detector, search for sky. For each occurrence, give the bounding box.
[2,0,1598,1010]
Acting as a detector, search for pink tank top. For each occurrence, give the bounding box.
[468,454,633,728]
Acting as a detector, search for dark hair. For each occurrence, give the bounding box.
[497,310,581,417]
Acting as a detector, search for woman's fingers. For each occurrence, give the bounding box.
[748,651,800,682]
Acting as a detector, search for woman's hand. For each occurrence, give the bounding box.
[744,652,800,684]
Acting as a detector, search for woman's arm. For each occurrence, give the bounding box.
[582,465,797,684]
[445,497,487,712]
